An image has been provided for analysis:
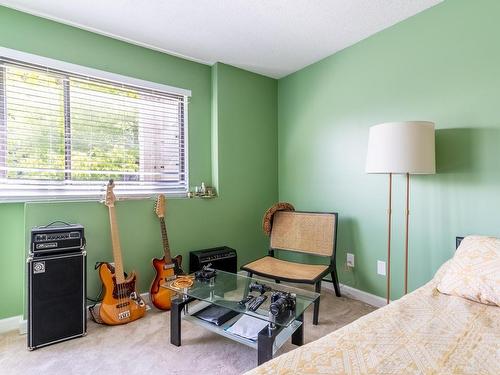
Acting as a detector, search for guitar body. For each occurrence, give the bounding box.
[149,255,183,310]
[98,263,146,325]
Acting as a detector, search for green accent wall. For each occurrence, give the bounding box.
[0,7,277,319]
[277,0,500,300]
[0,204,24,318]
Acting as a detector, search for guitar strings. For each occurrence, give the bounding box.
[117,217,128,319]
[112,207,123,319]
[112,205,126,320]
[117,265,123,318]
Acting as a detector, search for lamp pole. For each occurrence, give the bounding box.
[386,173,392,304]
[404,173,410,295]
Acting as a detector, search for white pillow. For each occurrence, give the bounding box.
[437,235,500,306]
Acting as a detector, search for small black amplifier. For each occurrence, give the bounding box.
[189,246,237,273]
[31,223,85,256]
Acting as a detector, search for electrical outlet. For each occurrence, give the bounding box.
[346,253,355,268]
[377,260,386,276]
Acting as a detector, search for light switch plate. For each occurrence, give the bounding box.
[377,260,386,276]
[346,253,355,267]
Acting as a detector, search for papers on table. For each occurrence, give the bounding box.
[225,314,269,341]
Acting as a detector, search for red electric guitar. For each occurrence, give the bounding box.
[149,194,184,310]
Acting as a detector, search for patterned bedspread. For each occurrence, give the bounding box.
[246,263,500,374]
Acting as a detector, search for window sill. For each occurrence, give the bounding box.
[0,191,191,204]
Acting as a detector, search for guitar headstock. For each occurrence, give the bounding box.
[104,180,116,207]
[155,194,166,218]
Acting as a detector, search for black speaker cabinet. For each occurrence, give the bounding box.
[27,251,86,350]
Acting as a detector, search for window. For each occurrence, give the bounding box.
[0,50,189,200]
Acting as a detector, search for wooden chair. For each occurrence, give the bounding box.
[241,211,341,325]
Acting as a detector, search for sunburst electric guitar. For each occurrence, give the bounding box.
[97,180,147,325]
[149,194,184,310]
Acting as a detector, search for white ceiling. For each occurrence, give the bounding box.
[0,0,442,78]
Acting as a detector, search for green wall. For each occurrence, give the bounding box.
[277,0,500,300]
[0,7,278,319]
[2,0,499,319]
[0,204,24,318]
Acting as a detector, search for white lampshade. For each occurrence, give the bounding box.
[365,121,436,174]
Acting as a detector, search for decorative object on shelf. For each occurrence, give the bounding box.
[187,182,217,198]
[365,121,436,304]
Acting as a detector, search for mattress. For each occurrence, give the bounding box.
[246,262,500,374]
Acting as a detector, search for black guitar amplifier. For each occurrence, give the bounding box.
[27,251,87,350]
[31,223,84,256]
[189,246,237,273]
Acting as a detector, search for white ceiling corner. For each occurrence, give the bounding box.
[0,0,442,78]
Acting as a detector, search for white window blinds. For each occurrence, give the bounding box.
[0,55,189,200]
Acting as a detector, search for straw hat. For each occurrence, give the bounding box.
[262,202,295,236]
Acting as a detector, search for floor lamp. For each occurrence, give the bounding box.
[366,121,435,303]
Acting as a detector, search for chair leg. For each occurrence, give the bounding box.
[313,281,321,325]
[331,268,341,297]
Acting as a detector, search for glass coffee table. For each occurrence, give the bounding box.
[162,270,319,365]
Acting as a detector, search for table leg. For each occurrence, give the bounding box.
[257,324,282,365]
[291,313,304,346]
[170,296,195,346]
[170,297,183,346]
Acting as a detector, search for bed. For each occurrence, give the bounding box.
[245,237,500,374]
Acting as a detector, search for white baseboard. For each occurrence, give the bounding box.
[5,292,152,336]
[322,281,388,308]
[0,315,23,335]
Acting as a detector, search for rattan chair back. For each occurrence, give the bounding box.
[270,211,336,257]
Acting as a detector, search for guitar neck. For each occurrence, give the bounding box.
[108,205,125,284]
[159,217,173,263]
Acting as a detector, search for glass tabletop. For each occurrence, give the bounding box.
[162,270,319,327]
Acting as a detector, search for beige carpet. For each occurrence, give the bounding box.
[0,290,375,375]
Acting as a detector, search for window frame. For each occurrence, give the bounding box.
[0,47,191,202]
